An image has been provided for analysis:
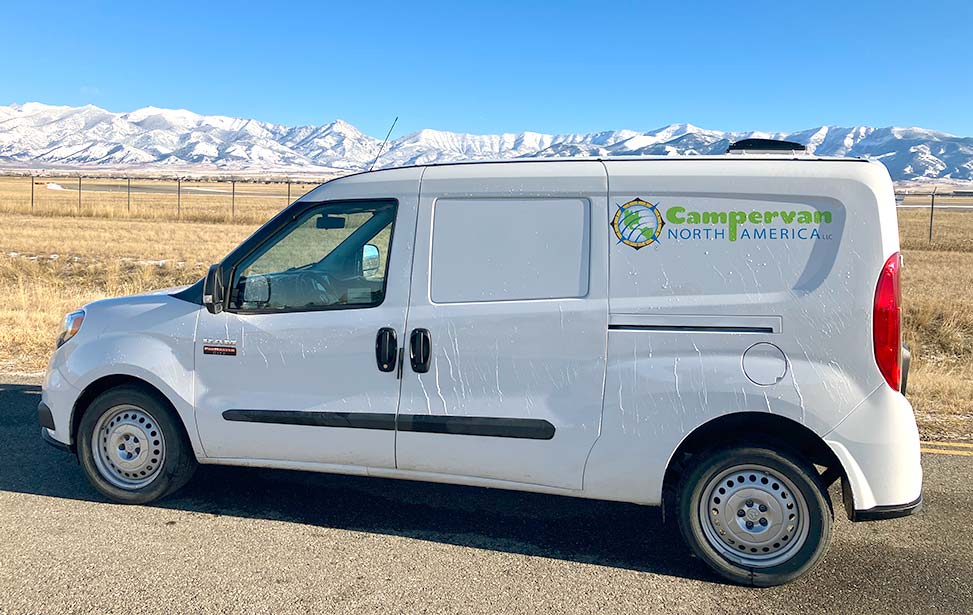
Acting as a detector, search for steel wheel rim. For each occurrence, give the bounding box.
[697,463,811,568]
[91,404,166,490]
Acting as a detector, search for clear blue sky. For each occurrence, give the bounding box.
[3,0,971,138]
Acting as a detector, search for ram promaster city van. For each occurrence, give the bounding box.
[40,145,921,586]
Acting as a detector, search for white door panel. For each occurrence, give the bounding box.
[194,169,422,466]
[395,162,609,489]
[195,307,404,465]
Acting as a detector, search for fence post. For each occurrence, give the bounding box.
[78,176,82,214]
[177,178,181,219]
[928,188,937,243]
[30,175,34,213]
[287,180,291,203]
[127,178,131,214]
[231,180,236,219]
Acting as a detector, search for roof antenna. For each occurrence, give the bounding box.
[369,116,399,171]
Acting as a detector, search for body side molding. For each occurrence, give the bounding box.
[222,410,556,440]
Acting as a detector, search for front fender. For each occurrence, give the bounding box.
[57,320,203,458]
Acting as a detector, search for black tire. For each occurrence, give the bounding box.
[676,445,833,587]
[77,385,197,504]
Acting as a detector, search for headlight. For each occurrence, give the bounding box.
[56,310,85,348]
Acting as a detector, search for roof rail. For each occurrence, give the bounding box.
[726,138,807,154]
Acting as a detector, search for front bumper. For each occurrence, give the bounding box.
[41,427,72,453]
[38,400,72,453]
[850,494,923,522]
[37,401,56,430]
[41,360,82,446]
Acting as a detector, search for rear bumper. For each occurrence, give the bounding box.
[851,495,923,522]
[825,383,922,519]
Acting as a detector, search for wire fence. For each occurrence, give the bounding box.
[0,174,323,225]
[1,173,972,248]
[896,191,973,251]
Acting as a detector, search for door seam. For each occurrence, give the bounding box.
[393,165,428,469]
[580,159,611,492]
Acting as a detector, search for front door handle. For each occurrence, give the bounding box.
[409,328,431,373]
[375,327,397,372]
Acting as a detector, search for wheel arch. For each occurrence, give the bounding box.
[71,374,194,455]
[661,412,848,521]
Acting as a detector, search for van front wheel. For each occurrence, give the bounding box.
[677,446,833,587]
[77,386,197,504]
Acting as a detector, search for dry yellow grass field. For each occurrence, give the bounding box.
[0,215,256,375]
[0,195,970,440]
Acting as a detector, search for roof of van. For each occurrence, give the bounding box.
[356,155,873,176]
[421,154,867,166]
[314,155,881,189]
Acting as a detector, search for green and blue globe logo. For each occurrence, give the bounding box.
[612,198,665,250]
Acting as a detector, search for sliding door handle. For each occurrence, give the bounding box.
[375,327,397,372]
[409,328,431,373]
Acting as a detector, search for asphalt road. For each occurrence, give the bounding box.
[1,381,970,614]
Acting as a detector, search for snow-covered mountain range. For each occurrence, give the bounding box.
[2,102,972,182]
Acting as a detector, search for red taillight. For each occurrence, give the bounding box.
[873,252,902,390]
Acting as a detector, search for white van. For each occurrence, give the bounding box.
[40,151,922,586]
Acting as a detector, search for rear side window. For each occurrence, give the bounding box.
[430,198,590,303]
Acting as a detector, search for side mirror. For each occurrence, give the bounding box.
[202,264,224,314]
[241,274,271,305]
[362,244,381,275]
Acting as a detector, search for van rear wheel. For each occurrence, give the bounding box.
[677,445,833,586]
[77,386,196,504]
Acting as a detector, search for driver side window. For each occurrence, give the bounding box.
[231,200,396,312]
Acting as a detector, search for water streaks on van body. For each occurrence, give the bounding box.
[582,159,901,506]
[395,162,610,490]
[42,157,918,527]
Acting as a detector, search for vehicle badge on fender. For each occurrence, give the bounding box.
[202,338,237,356]
[202,338,236,346]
